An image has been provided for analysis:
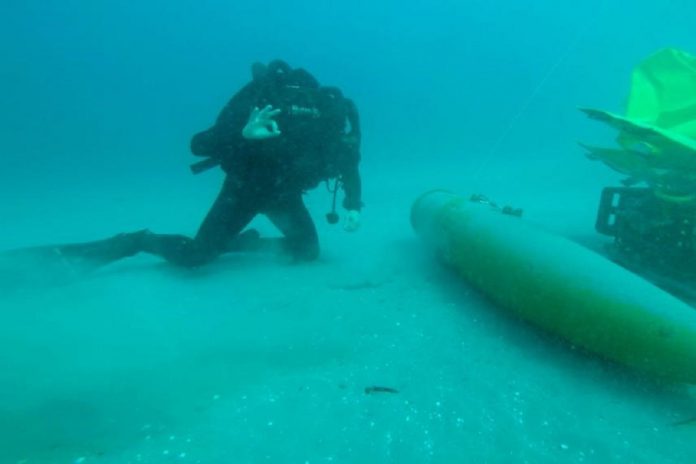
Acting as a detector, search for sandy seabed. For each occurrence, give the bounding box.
[1,156,694,464]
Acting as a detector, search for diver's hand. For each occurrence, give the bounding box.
[242,105,282,140]
[344,210,361,232]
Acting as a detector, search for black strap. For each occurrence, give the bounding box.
[190,157,221,175]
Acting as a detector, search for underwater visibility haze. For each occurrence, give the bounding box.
[1,0,696,462]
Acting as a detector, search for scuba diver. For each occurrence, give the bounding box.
[52,59,363,269]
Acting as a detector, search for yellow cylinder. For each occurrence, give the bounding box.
[411,190,696,384]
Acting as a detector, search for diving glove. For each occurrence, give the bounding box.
[344,210,361,232]
[242,105,282,140]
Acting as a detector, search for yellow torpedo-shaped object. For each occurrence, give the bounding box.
[411,190,696,384]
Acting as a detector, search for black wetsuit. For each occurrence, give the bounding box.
[60,61,362,268]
